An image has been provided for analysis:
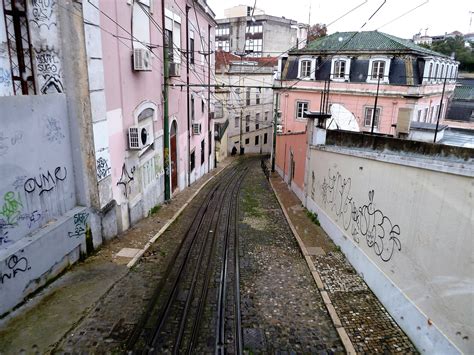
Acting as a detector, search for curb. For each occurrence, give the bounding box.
[268,175,357,355]
[127,161,233,268]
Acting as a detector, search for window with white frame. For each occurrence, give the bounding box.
[428,62,433,81]
[435,63,439,80]
[216,26,230,36]
[245,39,262,54]
[367,57,390,83]
[364,107,380,128]
[246,24,263,34]
[296,101,309,119]
[235,116,239,128]
[331,57,350,81]
[215,40,229,51]
[165,9,181,64]
[298,58,316,79]
[371,61,385,80]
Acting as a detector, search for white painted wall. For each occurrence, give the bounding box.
[0,94,89,315]
[305,146,473,354]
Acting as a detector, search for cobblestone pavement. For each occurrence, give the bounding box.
[270,170,418,354]
[239,159,344,353]
[313,253,416,353]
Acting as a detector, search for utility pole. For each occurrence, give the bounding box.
[271,92,279,172]
[434,75,447,143]
[162,0,170,201]
[186,5,191,187]
[371,74,382,134]
[239,109,243,154]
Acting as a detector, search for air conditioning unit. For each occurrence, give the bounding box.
[192,123,202,135]
[169,62,180,77]
[128,123,154,149]
[133,48,152,71]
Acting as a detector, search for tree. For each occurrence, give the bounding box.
[423,36,474,72]
[307,23,327,42]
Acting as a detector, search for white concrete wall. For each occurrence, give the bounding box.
[304,146,473,354]
[0,94,89,315]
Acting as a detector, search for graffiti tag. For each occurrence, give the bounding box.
[24,166,67,196]
[43,116,65,143]
[68,212,89,238]
[117,163,135,197]
[319,169,401,262]
[30,0,57,29]
[0,252,31,285]
[0,191,23,226]
[96,157,111,180]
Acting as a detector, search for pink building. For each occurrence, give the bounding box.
[275,31,458,195]
[87,0,216,231]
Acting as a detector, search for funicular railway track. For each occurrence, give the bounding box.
[127,160,248,354]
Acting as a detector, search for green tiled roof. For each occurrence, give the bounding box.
[297,31,449,58]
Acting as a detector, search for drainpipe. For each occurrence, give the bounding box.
[371,74,382,134]
[186,5,191,186]
[271,91,279,172]
[162,0,170,200]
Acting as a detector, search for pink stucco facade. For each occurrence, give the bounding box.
[95,0,216,229]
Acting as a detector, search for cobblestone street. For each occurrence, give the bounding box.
[0,157,418,354]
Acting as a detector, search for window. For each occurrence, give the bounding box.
[191,95,195,121]
[256,91,260,104]
[215,40,230,51]
[264,133,268,144]
[245,39,263,55]
[235,116,239,128]
[256,113,260,122]
[164,29,174,62]
[367,57,390,83]
[245,138,250,145]
[423,108,428,122]
[331,57,351,81]
[371,60,385,80]
[165,10,181,64]
[201,139,205,165]
[256,123,259,130]
[3,0,36,95]
[429,107,434,122]
[246,24,263,34]
[441,64,445,79]
[190,33,195,64]
[216,26,230,36]
[255,135,259,145]
[201,98,205,113]
[190,150,195,171]
[265,111,269,121]
[296,101,308,119]
[300,60,311,78]
[417,110,422,122]
[245,115,250,132]
[428,62,433,81]
[246,88,251,105]
[435,63,439,80]
[364,107,380,128]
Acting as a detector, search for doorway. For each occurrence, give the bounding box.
[170,121,178,193]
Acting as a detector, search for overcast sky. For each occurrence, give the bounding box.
[207,0,473,39]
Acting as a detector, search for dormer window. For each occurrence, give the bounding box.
[297,57,316,80]
[371,61,385,79]
[330,57,351,82]
[367,57,390,84]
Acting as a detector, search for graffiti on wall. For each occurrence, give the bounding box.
[0,131,24,157]
[23,166,67,196]
[0,250,31,285]
[117,163,135,197]
[43,116,65,143]
[0,191,23,226]
[319,169,401,262]
[35,49,63,94]
[0,67,11,88]
[30,0,57,29]
[68,212,89,238]
[96,157,111,181]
